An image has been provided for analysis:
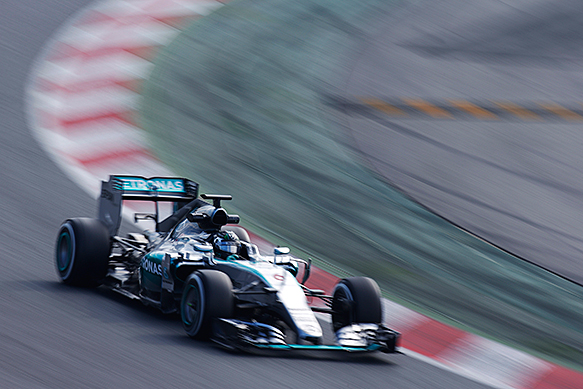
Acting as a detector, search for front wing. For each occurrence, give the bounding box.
[212,318,400,353]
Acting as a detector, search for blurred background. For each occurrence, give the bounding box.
[142,0,583,370]
[3,0,583,387]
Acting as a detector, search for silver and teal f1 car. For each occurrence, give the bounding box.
[55,175,400,353]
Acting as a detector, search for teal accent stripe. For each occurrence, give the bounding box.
[216,259,272,286]
[253,344,381,352]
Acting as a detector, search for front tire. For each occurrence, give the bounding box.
[55,218,110,287]
[331,277,382,332]
[181,270,233,339]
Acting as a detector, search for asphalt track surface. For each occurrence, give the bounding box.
[342,0,583,285]
[0,0,490,388]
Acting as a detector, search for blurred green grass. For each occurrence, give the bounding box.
[140,0,583,370]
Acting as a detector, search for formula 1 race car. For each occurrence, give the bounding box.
[55,175,400,353]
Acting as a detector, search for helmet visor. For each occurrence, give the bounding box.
[218,241,239,254]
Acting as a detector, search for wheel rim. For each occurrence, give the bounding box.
[57,231,72,272]
[182,284,201,327]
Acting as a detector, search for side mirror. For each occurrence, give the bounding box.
[273,247,291,264]
[273,247,297,276]
[272,247,311,284]
[274,247,290,256]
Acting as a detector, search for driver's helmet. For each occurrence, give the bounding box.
[213,231,241,259]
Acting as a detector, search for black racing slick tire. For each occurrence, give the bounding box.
[331,277,383,332]
[181,270,234,339]
[55,218,111,287]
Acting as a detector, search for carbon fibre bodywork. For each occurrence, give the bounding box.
[59,175,399,353]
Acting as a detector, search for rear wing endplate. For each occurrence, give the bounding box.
[98,175,198,237]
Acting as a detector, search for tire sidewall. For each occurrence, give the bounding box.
[56,221,76,281]
[181,273,206,337]
[54,218,110,287]
[332,281,354,331]
[332,277,382,332]
[181,270,233,339]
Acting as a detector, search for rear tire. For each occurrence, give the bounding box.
[181,270,233,339]
[55,218,110,287]
[331,277,382,332]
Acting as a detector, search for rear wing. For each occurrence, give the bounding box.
[99,175,198,237]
